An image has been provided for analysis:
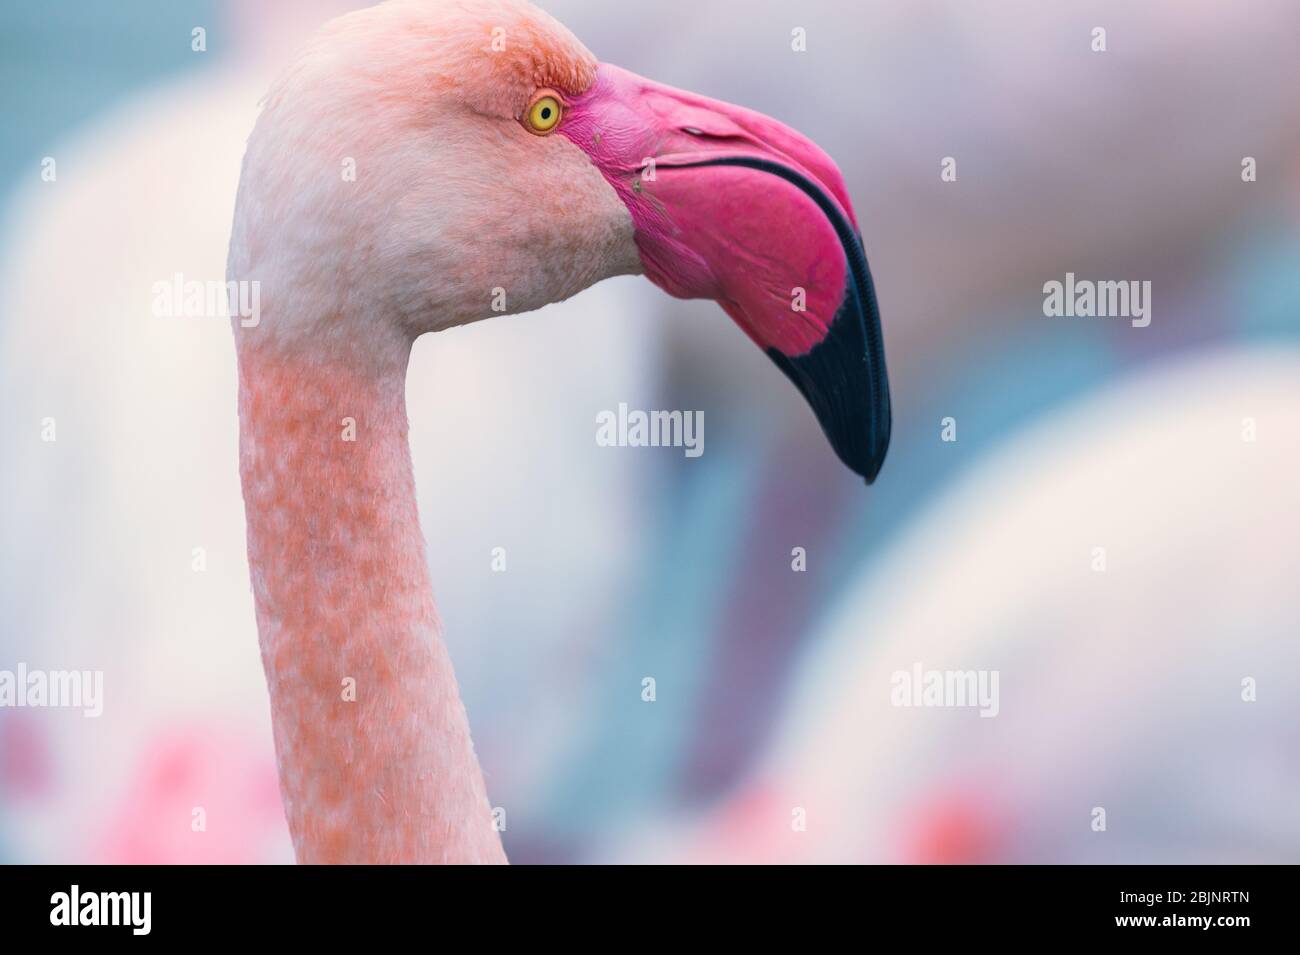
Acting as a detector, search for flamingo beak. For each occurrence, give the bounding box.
[561,64,891,483]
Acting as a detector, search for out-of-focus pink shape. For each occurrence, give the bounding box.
[902,790,1002,865]
[0,714,52,800]
[94,725,285,865]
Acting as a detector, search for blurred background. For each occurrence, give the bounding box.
[1,0,1298,863]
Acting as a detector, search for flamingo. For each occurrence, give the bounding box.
[609,345,1300,864]
[229,0,889,863]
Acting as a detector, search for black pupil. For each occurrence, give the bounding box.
[540,106,552,120]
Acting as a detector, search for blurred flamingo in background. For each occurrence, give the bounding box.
[613,346,1300,864]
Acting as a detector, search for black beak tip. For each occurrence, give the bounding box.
[861,452,885,486]
[835,432,891,487]
[765,291,891,488]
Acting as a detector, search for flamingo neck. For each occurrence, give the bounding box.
[235,336,505,864]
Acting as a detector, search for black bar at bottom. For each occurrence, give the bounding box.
[0,864,1281,940]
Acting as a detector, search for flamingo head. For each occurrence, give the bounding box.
[230,0,890,481]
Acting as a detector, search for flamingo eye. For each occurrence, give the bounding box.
[525,93,563,134]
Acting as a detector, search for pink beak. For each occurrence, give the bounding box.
[562,64,891,482]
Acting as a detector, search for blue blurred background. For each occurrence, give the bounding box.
[1,0,1298,863]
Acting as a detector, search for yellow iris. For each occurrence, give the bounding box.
[527,95,562,134]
